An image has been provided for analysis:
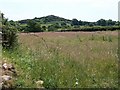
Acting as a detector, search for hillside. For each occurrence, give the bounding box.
[18,15,71,24]
[9,15,119,32]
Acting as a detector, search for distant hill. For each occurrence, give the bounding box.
[18,15,71,24]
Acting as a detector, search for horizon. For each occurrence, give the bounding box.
[0,0,119,22]
[13,14,118,22]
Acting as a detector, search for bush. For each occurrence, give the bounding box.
[2,25,18,49]
[2,13,18,50]
[48,25,56,31]
[26,20,43,32]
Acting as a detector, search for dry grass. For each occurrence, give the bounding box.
[3,31,118,88]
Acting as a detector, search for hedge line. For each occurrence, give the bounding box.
[60,26,120,32]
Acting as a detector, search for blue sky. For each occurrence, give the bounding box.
[0,0,119,21]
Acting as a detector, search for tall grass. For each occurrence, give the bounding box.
[3,31,118,88]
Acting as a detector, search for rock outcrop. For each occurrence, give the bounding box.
[0,60,17,89]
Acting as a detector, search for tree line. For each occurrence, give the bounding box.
[16,15,120,32]
[71,19,119,26]
[19,19,119,32]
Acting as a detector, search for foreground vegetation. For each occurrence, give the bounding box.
[1,12,119,88]
[3,31,118,88]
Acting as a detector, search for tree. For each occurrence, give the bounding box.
[89,22,94,27]
[79,20,83,25]
[54,23,61,28]
[2,13,18,49]
[82,21,90,26]
[26,20,42,32]
[97,19,106,26]
[106,19,116,26]
[71,18,79,26]
[41,26,46,31]
[61,22,69,29]
[9,20,15,26]
[48,25,56,31]
[34,23,43,32]
[27,20,36,32]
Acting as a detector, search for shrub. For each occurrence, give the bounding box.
[2,13,18,49]
[2,25,18,49]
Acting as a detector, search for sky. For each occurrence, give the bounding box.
[0,0,119,21]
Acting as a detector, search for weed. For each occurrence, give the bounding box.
[3,31,118,88]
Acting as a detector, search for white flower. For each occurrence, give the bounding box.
[75,78,78,85]
[36,80,44,88]
[75,81,78,85]
[36,80,44,85]
[2,63,8,69]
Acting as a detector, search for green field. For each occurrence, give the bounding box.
[3,31,118,88]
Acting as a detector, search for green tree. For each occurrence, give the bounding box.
[54,23,61,28]
[79,20,83,25]
[27,20,36,32]
[34,23,43,32]
[61,22,69,29]
[106,19,116,26]
[97,19,106,26]
[71,18,79,26]
[2,13,18,49]
[48,25,56,31]
[42,26,47,31]
[61,22,66,26]
[26,20,42,32]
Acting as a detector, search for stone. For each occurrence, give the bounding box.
[2,75,12,81]
[2,63,8,70]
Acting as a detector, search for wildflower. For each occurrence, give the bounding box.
[75,81,78,85]
[36,80,44,85]
[75,78,78,86]
[2,63,8,70]
[36,80,44,88]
